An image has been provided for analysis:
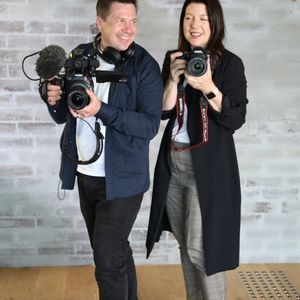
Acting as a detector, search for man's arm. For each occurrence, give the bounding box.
[95,56,163,140]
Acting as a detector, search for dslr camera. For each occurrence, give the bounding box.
[59,48,100,110]
[177,47,208,77]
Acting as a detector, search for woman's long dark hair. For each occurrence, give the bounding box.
[178,0,225,66]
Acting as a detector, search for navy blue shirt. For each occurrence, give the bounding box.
[47,42,163,200]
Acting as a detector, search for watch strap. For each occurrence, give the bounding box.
[204,87,219,100]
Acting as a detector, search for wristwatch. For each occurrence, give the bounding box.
[204,87,218,100]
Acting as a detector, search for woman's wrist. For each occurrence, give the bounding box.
[168,76,178,85]
[202,84,218,96]
[203,86,220,100]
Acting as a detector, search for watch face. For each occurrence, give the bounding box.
[205,92,216,99]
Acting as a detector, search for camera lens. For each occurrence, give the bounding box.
[68,87,89,110]
[188,57,207,77]
[194,62,204,71]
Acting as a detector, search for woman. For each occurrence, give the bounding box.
[146,0,248,299]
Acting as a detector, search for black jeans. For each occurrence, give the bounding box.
[77,173,143,300]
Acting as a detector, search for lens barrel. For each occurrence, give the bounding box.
[68,86,89,110]
[66,75,93,110]
[188,57,207,77]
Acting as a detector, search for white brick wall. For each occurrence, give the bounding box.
[0,0,299,267]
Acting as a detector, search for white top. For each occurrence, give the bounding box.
[172,102,191,144]
[76,57,115,177]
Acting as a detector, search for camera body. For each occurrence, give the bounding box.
[177,47,208,77]
[60,48,100,110]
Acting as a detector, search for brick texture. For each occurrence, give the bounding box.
[0,0,299,268]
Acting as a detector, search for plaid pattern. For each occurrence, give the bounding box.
[166,146,226,300]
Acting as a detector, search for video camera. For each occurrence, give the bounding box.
[22,44,128,110]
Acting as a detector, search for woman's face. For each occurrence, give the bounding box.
[183,3,211,49]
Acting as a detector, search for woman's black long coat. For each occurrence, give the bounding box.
[146,49,248,276]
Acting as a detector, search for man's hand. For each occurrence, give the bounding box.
[69,89,101,118]
[47,82,62,106]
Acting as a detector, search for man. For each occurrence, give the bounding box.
[45,1,163,299]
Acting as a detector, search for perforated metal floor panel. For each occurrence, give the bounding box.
[238,270,300,299]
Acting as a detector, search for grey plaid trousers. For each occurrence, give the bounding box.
[165,145,227,300]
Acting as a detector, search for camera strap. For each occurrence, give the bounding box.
[172,83,208,152]
[76,118,104,165]
[61,115,104,165]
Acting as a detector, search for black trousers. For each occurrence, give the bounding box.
[77,173,143,300]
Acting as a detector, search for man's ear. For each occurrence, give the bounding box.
[96,16,103,32]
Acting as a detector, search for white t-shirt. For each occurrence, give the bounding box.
[76,57,114,177]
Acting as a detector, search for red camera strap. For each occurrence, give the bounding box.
[171,86,209,152]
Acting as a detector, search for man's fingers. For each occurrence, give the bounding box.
[47,83,61,91]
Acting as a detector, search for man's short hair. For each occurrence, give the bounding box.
[96,0,138,19]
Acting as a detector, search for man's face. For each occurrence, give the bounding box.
[96,2,137,51]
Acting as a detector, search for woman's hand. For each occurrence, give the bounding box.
[184,56,215,94]
[168,52,187,84]
[162,52,187,111]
